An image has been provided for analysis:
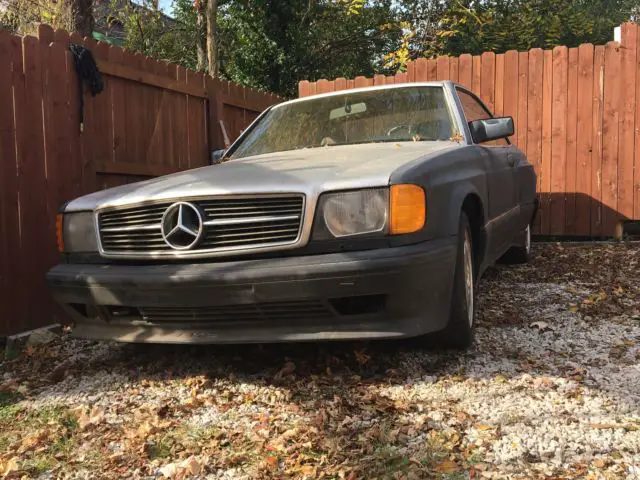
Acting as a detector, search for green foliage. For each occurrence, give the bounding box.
[0,0,75,35]
[115,0,199,69]
[430,0,640,56]
[216,0,402,97]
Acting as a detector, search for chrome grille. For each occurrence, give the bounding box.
[97,195,304,257]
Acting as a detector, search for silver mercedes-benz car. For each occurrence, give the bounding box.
[46,81,537,348]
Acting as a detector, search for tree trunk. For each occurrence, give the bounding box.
[206,0,217,77]
[196,0,207,72]
[72,0,94,37]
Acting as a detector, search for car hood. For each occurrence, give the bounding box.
[65,141,460,211]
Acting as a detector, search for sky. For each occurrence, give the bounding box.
[158,0,174,15]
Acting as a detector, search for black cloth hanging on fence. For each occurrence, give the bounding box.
[68,44,104,132]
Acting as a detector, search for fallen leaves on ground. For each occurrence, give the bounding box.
[1,242,639,479]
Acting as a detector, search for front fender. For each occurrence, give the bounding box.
[444,181,486,237]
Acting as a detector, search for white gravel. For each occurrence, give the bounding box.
[2,243,640,479]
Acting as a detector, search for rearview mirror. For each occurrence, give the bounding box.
[211,149,226,164]
[329,102,367,120]
[468,117,514,144]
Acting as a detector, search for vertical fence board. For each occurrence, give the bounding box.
[64,47,83,199]
[565,48,579,234]
[355,76,368,88]
[592,46,605,237]
[458,54,472,89]
[635,28,640,220]
[503,51,519,134]
[186,70,202,168]
[449,56,460,83]
[527,49,544,234]
[17,36,48,330]
[93,42,113,166]
[176,66,189,167]
[495,53,505,116]
[317,79,330,93]
[576,44,594,236]
[481,52,496,112]
[437,56,450,80]
[550,47,568,235]
[619,24,637,221]
[540,50,553,234]
[47,42,74,238]
[407,61,416,82]
[472,55,481,94]
[0,30,19,336]
[602,42,621,235]
[415,58,428,82]
[517,52,529,151]
[298,80,310,97]
[395,72,408,84]
[427,58,437,81]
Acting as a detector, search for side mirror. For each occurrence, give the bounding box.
[211,149,227,164]
[468,117,514,144]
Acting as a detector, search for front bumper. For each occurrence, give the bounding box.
[46,238,458,344]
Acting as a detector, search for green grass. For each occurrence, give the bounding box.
[146,435,173,459]
[0,390,23,408]
[22,456,55,476]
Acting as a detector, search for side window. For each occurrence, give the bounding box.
[457,89,509,146]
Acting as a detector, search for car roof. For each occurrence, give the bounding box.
[278,81,459,109]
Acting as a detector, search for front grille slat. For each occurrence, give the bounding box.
[98,195,304,257]
[138,301,333,324]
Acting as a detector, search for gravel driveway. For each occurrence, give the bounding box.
[1,242,639,479]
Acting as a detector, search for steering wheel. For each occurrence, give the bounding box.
[386,124,415,138]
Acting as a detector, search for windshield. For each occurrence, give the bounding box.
[229,86,458,159]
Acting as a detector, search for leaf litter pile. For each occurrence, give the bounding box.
[1,242,640,479]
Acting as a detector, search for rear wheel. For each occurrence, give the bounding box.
[500,224,531,265]
[431,212,475,350]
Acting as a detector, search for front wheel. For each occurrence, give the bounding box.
[431,212,475,350]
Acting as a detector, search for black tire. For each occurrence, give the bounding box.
[431,212,475,350]
[500,224,531,265]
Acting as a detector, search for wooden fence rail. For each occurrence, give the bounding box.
[0,24,281,337]
[299,22,640,239]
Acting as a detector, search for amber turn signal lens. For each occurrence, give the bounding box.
[390,184,426,235]
[56,214,64,253]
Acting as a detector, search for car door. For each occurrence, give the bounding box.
[456,88,519,258]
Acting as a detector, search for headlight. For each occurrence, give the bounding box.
[320,189,389,238]
[59,212,98,253]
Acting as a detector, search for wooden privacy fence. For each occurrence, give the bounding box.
[300,22,640,239]
[0,24,280,337]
